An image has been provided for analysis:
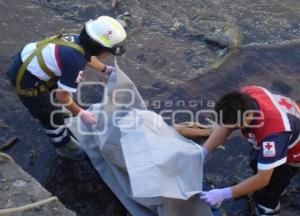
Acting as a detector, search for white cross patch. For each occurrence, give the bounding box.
[262,141,276,158]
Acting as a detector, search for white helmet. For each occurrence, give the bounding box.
[85,16,127,55]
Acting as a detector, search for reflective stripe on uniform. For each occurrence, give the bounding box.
[255,203,280,216]
[44,126,65,135]
[50,128,68,143]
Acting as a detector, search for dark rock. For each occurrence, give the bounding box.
[204,35,231,49]
[136,54,146,63]
[271,80,293,95]
[0,153,75,215]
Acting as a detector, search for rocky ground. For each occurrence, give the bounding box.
[0,0,300,215]
[0,153,76,216]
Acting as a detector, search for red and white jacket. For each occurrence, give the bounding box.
[241,86,300,169]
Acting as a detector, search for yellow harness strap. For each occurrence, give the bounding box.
[16,42,49,95]
[35,36,59,80]
[16,35,85,96]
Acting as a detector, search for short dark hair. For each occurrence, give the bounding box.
[79,27,106,56]
[215,91,255,125]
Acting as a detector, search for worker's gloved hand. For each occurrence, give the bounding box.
[200,187,233,206]
[78,110,97,125]
[102,65,115,76]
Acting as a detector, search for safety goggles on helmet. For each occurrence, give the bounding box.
[103,40,126,56]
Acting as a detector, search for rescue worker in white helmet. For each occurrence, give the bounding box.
[6,16,127,160]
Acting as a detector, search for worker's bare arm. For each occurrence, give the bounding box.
[87,56,106,71]
[55,89,82,115]
[203,126,233,152]
[232,169,274,198]
[174,125,212,138]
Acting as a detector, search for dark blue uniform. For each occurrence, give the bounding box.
[6,35,89,148]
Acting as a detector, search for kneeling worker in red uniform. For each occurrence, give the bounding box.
[7,16,127,160]
[199,86,300,215]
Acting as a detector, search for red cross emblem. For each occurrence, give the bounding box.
[105,30,113,38]
[279,98,293,110]
[263,141,276,157]
[265,142,273,150]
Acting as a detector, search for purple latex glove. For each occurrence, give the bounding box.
[200,187,233,206]
[102,65,115,76]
